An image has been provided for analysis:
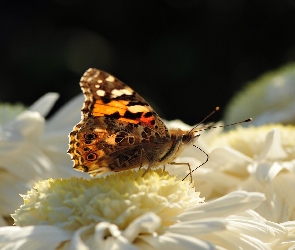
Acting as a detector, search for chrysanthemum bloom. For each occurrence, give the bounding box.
[0,169,286,249]
[0,93,87,225]
[168,123,295,224]
[224,63,295,126]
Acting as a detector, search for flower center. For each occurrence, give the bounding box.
[12,169,203,232]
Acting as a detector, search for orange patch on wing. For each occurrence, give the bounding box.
[118,117,139,124]
[92,100,129,116]
[119,112,155,126]
[139,113,155,127]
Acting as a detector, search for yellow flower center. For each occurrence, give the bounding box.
[212,124,295,159]
[12,169,203,232]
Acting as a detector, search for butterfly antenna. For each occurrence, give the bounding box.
[196,118,252,133]
[189,107,220,134]
[182,146,209,181]
[182,117,252,181]
[189,106,252,133]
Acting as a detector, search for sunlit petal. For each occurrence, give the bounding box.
[0,225,71,250]
[28,93,59,117]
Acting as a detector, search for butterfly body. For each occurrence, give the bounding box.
[68,68,198,177]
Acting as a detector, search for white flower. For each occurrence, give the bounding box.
[0,93,87,224]
[224,63,295,126]
[168,123,295,223]
[0,169,286,249]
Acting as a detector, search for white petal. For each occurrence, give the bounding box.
[167,218,226,235]
[249,162,284,183]
[281,160,295,173]
[122,212,161,242]
[275,221,295,249]
[192,170,240,199]
[281,221,295,231]
[209,146,253,173]
[29,93,59,117]
[238,170,295,222]
[137,233,214,250]
[0,173,31,215]
[0,225,71,250]
[0,142,55,180]
[226,216,287,243]
[179,191,265,221]
[257,129,287,161]
[70,223,137,250]
[2,111,44,142]
[46,94,83,132]
[202,232,272,250]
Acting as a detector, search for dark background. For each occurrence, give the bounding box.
[1,0,295,125]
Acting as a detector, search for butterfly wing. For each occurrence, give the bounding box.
[68,68,171,176]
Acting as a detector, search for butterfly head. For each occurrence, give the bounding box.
[181,130,200,146]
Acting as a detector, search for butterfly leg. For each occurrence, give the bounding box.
[142,162,156,178]
[139,149,157,178]
[169,162,193,184]
[138,148,145,170]
[163,165,166,171]
[139,148,150,173]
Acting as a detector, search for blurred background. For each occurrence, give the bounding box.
[1,0,295,125]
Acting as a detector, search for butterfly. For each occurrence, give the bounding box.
[68,68,208,182]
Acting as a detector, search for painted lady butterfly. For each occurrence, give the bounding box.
[68,68,220,182]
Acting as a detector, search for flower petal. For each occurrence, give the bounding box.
[249,162,284,183]
[167,218,226,235]
[0,225,71,250]
[122,212,161,242]
[70,223,137,250]
[240,172,295,222]
[0,173,31,215]
[275,221,295,249]
[28,93,59,117]
[2,111,44,142]
[179,191,265,221]
[209,146,253,173]
[226,215,287,243]
[46,94,83,132]
[257,129,287,161]
[137,232,214,250]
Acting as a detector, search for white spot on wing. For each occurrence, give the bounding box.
[94,71,100,77]
[128,105,149,113]
[121,88,133,95]
[111,89,123,98]
[106,75,115,82]
[95,85,100,88]
[96,89,106,96]
[111,88,133,98]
